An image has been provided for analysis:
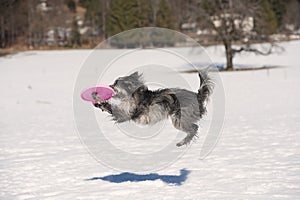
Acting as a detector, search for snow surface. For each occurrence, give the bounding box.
[1,40,300,199]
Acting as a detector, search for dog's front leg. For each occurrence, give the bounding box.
[94,102,112,114]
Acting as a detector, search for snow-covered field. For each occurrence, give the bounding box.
[1,40,300,199]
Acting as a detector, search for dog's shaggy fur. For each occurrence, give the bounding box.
[94,71,213,147]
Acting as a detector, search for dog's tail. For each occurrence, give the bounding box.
[197,70,214,117]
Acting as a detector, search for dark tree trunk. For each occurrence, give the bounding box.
[224,41,234,70]
[0,16,4,47]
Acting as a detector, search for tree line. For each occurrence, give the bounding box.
[0,0,300,49]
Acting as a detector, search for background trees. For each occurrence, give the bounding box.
[0,0,300,67]
[195,0,282,70]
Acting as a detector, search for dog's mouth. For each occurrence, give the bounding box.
[109,84,114,90]
[109,85,118,94]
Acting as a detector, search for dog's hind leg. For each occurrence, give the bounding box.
[176,124,198,147]
[171,115,198,147]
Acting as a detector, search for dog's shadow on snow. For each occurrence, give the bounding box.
[86,169,190,186]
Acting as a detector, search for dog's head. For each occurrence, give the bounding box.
[109,72,144,98]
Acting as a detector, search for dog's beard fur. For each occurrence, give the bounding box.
[94,71,213,147]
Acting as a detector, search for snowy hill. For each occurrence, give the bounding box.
[1,41,300,199]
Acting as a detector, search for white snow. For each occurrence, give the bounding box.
[1,40,300,199]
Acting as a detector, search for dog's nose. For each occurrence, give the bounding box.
[109,85,114,89]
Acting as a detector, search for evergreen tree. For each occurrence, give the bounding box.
[80,0,102,31]
[269,0,287,30]
[156,0,173,29]
[136,0,152,27]
[256,0,278,35]
[106,0,139,37]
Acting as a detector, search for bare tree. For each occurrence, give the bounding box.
[196,0,279,70]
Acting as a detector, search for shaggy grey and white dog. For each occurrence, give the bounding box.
[93,71,213,147]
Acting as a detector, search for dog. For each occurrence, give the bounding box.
[93,70,213,147]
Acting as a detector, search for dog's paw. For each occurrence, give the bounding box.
[94,102,112,114]
[93,103,107,112]
[176,135,194,147]
[176,141,185,147]
[93,103,102,108]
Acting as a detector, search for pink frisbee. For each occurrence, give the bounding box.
[81,85,115,104]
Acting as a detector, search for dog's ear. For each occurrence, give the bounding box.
[129,71,142,79]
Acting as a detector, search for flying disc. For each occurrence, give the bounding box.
[81,85,115,104]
